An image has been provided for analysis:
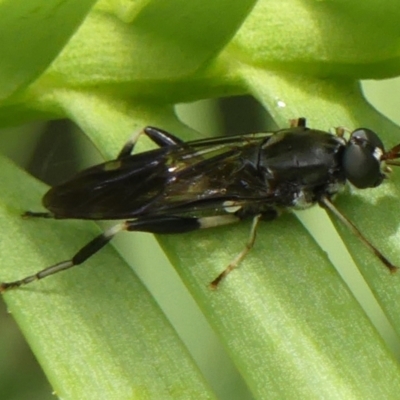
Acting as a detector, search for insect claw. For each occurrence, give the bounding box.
[209,267,234,289]
[1,279,28,293]
[209,280,219,290]
[376,255,398,274]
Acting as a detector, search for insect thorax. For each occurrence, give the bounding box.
[259,128,347,209]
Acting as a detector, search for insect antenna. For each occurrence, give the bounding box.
[383,143,400,166]
[319,196,397,273]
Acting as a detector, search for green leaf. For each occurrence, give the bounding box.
[2,1,400,399]
[0,0,255,125]
[228,0,400,78]
[43,0,256,87]
[0,0,97,101]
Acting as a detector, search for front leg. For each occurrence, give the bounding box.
[319,196,397,273]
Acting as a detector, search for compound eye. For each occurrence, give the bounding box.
[343,128,384,188]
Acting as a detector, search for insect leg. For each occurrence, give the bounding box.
[126,214,240,234]
[0,222,127,292]
[210,214,262,289]
[319,196,398,272]
[128,214,256,288]
[117,126,184,159]
[0,215,241,292]
[144,127,185,147]
[22,211,54,219]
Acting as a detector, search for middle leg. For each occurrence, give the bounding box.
[117,126,184,159]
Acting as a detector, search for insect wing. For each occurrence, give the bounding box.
[44,133,275,220]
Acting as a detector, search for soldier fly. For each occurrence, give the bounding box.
[1,117,400,292]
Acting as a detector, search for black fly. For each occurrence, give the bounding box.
[1,117,400,292]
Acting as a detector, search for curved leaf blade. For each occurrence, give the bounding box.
[0,0,97,101]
